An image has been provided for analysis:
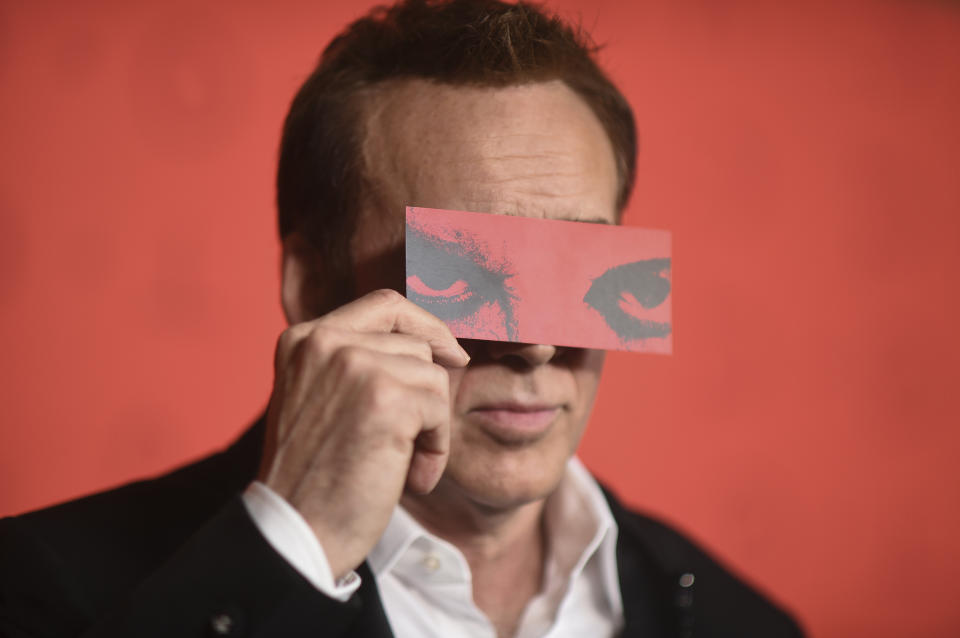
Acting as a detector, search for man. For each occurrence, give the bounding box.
[0,1,803,636]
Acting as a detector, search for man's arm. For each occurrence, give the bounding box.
[0,290,465,637]
[0,498,365,638]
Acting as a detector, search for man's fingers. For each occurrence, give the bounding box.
[324,289,470,367]
[407,437,448,494]
[302,328,438,365]
[274,324,449,409]
[406,387,451,494]
[280,347,449,445]
[340,348,451,395]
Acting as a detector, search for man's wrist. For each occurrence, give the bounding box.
[242,481,361,601]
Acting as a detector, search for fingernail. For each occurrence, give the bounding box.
[458,344,470,362]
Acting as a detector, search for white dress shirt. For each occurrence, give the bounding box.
[242,457,623,637]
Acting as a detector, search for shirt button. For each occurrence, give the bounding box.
[209,613,234,635]
[422,554,441,572]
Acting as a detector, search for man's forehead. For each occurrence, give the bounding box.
[358,79,619,226]
[361,81,608,162]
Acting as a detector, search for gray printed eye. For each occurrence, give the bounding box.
[405,224,519,339]
[583,258,672,341]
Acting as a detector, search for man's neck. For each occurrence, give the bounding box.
[401,489,548,638]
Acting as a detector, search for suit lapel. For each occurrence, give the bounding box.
[615,528,676,638]
[349,562,395,637]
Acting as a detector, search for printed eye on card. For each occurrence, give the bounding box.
[405,206,672,354]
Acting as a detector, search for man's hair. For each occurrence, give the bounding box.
[277,0,637,314]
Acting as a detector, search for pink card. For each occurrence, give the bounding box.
[405,207,672,354]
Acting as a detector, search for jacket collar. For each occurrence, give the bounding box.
[602,485,695,638]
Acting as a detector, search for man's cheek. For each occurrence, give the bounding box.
[571,350,606,407]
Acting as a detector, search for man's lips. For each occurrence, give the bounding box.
[467,402,562,443]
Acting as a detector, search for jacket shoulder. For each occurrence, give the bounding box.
[602,485,806,638]
[0,419,378,638]
[0,421,264,614]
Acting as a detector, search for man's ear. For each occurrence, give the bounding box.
[280,233,326,325]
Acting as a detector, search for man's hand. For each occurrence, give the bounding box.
[258,289,469,579]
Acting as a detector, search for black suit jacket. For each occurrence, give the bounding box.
[0,418,804,637]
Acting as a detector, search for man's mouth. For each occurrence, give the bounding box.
[467,402,562,443]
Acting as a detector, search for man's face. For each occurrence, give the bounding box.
[351,79,619,510]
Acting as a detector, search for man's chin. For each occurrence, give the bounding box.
[438,455,568,513]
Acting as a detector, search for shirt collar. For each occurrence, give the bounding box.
[543,456,623,620]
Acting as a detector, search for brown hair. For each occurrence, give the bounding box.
[277,0,637,312]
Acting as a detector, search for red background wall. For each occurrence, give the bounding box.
[1,1,958,636]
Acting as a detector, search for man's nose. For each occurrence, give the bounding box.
[482,341,559,367]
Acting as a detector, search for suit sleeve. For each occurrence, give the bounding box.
[241,481,361,601]
[0,497,371,638]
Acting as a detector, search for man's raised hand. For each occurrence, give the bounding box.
[258,289,469,579]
